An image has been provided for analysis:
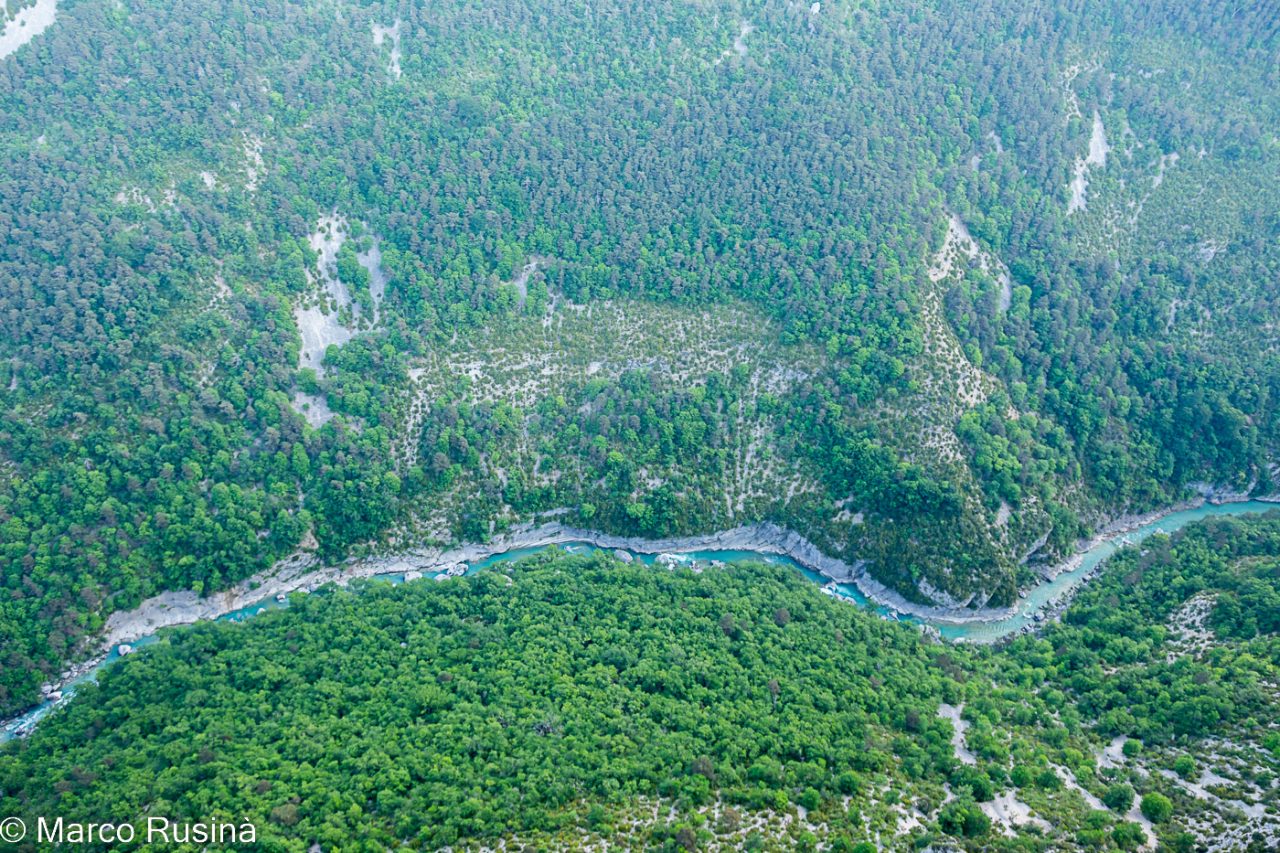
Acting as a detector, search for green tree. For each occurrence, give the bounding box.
[1140,792,1173,823]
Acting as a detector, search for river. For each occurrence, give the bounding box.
[2,499,1276,743]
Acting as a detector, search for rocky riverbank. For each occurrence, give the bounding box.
[77,492,1280,670]
[10,491,1279,740]
[1000,491,1280,645]
[98,519,1035,649]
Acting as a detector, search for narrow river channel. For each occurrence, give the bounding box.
[3,499,1276,743]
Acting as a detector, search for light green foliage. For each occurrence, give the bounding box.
[0,0,1277,734]
[5,513,1280,849]
[1139,793,1173,824]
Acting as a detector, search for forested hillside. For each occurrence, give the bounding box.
[3,513,1278,850]
[1,0,1278,715]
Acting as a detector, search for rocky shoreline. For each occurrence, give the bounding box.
[1044,490,1280,582]
[98,519,1028,650]
[6,520,998,737]
[999,491,1280,644]
[7,491,1279,740]
[77,483,1280,660]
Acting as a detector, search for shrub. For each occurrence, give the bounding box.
[1140,792,1173,823]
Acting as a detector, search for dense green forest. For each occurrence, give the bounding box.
[1,0,1278,721]
[3,512,1278,850]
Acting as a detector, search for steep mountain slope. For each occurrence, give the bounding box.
[0,0,1277,714]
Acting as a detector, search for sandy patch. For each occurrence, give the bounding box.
[506,258,543,309]
[982,790,1050,837]
[242,132,265,192]
[371,20,402,80]
[0,0,57,60]
[715,21,753,66]
[928,212,1013,312]
[1197,238,1227,263]
[290,216,387,421]
[1152,151,1178,188]
[1054,763,1154,850]
[291,391,335,428]
[356,238,388,319]
[938,703,976,765]
[1097,734,1128,769]
[294,214,355,375]
[1165,591,1217,661]
[114,185,156,212]
[1067,111,1109,214]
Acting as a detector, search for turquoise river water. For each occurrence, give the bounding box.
[3,499,1276,743]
